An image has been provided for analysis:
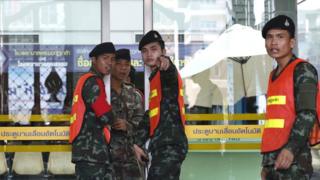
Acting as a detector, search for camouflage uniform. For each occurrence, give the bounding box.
[262,56,318,179]
[72,67,114,180]
[110,82,144,180]
[135,62,188,180]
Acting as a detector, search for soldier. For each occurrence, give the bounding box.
[133,30,188,180]
[69,42,115,180]
[260,15,320,179]
[110,49,145,180]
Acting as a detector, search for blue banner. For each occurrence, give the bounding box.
[0,43,206,117]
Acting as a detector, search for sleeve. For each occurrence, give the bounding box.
[82,77,114,126]
[160,58,178,87]
[127,90,145,137]
[134,110,150,147]
[284,62,318,155]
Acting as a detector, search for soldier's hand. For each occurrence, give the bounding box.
[112,118,127,131]
[261,167,267,180]
[133,144,148,164]
[274,148,294,170]
[156,55,170,71]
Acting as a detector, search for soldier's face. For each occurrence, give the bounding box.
[141,42,165,69]
[92,53,115,75]
[265,29,295,61]
[111,59,131,81]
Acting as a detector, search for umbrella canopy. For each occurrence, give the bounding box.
[184,69,223,108]
[184,55,273,109]
[180,24,267,78]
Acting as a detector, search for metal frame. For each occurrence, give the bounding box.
[101,0,110,42]
[143,0,153,109]
[101,0,111,102]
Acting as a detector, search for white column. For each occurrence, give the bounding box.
[143,0,153,110]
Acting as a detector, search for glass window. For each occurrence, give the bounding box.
[0,0,101,123]
[110,0,143,44]
[298,0,320,78]
[110,0,144,90]
[152,2,274,178]
[153,0,272,120]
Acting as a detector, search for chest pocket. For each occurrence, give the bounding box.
[125,93,136,120]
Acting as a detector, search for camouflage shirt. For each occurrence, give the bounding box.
[110,82,144,148]
[262,56,318,167]
[71,67,114,164]
[135,61,188,152]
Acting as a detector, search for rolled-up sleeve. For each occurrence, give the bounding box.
[284,62,318,155]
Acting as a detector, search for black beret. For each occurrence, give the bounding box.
[115,48,131,61]
[262,15,295,39]
[138,30,165,50]
[89,42,115,58]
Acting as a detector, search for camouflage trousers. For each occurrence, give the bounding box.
[113,161,144,180]
[147,145,187,180]
[111,146,144,180]
[262,164,312,180]
[75,161,114,180]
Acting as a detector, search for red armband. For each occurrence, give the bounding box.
[91,78,112,117]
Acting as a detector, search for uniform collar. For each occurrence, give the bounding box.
[272,54,298,81]
[89,67,104,78]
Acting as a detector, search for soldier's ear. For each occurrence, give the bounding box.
[91,57,97,66]
[290,38,295,49]
[162,48,166,55]
[91,56,97,64]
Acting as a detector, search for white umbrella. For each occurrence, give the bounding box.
[184,55,272,107]
[181,24,273,111]
[180,24,267,78]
